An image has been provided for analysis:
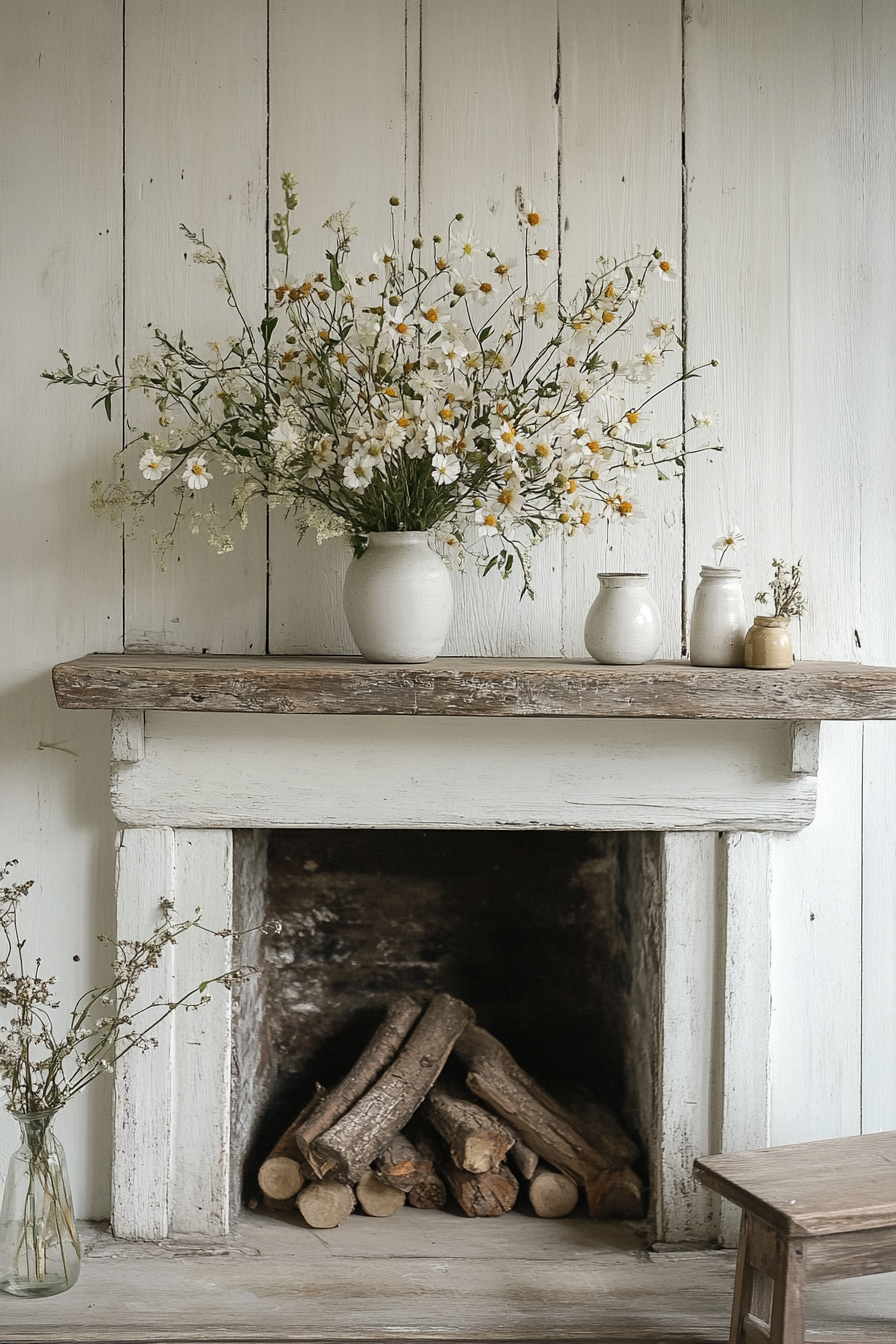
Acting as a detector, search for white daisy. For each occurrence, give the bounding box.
[138,449,172,481]
[431,452,461,486]
[182,456,213,490]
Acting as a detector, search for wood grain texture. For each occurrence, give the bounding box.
[694,1130,896,1239]
[111,828,177,1240]
[769,724,863,1145]
[107,713,818,832]
[123,0,267,656]
[559,0,684,660]
[684,0,873,1157]
[266,0,410,656]
[720,832,771,1247]
[0,0,123,1220]
[53,653,896,718]
[657,833,722,1242]
[167,830,233,1236]
[418,0,562,658]
[857,0,896,1143]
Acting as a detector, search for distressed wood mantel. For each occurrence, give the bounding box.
[52,653,896,719]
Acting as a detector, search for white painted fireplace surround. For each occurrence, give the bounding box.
[48,651,896,1250]
[92,683,847,1251]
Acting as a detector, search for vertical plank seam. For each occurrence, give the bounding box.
[556,0,566,657]
[679,0,689,657]
[264,0,272,655]
[417,0,423,235]
[120,0,128,652]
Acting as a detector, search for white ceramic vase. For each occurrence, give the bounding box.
[689,565,748,667]
[342,531,454,663]
[584,573,662,665]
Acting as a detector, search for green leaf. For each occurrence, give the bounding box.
[260,315,278,346]
[326,252,345,292]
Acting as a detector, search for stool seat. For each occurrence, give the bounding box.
[694,1132,896,1343]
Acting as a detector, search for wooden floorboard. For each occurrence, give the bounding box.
[0,1209,893,1343]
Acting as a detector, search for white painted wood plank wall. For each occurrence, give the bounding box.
[2,0,895,1218]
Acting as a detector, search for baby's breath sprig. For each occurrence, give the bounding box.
[755,558,806,619]
[0,860,278,1115]
[45,173,723,597]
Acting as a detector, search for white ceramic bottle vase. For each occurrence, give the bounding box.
[689,565,748,666]
[583,573,662,665]
[342,531,454,663]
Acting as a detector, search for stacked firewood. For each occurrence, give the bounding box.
[256,993,644,1229]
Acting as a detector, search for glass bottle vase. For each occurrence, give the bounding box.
[0,1108,81,1297]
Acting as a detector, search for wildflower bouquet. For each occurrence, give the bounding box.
[0,860,263,1114]
[45,175,722,594]
[0,859,273,1296]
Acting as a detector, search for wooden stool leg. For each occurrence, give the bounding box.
[729,1210,756,1344]
[768,1238,806,1344]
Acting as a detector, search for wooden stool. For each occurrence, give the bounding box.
[694,1131,896,1344]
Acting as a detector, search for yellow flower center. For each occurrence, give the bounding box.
[397,416,410,429]
[536,444,550,458]
[526,211,540,226]
[581,512,591,524]
[497,488,515,505]
[660,260,671,273]
[439,407,454,421]
[536,248,550,261]
[604,283,615,299]
[620,500,633,514]
[626,411,639,424]
[424,307,439,323]
[479,281,494,294]
[396,322,409,334]
[601,310,615,324]
[484,513,497,527]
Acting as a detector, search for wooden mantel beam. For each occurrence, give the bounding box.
[52,654,896,720]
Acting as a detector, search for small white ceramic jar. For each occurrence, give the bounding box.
[342,532,454,663]
[689,566,748,667]
[584,573,662,665]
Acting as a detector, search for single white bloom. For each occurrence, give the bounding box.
[468,273,498,306]
[139,449,172,481]
[268,420,303,453]
[343,455,376,491]
[712,525,746,557]
[492,256,519,286]
[474,504,501,537]
[625,343,666,383]
[431,452,461,486]
[183,455,212,490]
[603,489,643,525]
[526,293,559,328]
[530,243,556,266]
[652,253,680,282]
[373,246,399,267]
[692,410,720,430]
[450,231,484,264]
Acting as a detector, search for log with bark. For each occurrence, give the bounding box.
[311,993,474,1184]
[356,1170,406,1218]
[296,1178,356,1228]
[424,1077,515,1173]
[528,1163,579,1219]
[452,1025,618,1214]
[374,1131,447,1209]
[259,995,422,1189]
[507,1131,539,1181]
[560,1096,640,1170]
[587,1165,646,1220]
[440,1157,519,1218]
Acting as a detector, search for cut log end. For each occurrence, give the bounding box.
[587,1166,646,1220]
[356,1170,407,1218]
[407,1175,447,1210]
[258,1155,305,1202]
[296,1179,356,1228]
[442,1160,519,1218]
[529,1164,578,1219]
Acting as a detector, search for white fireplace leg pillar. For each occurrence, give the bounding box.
[656,830,772,1246]
[112,826,234,1239]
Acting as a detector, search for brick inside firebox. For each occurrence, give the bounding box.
[242,829,650,1196]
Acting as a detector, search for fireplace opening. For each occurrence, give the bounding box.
[231,829,662,1226]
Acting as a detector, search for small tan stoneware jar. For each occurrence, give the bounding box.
[744,615,793,669]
